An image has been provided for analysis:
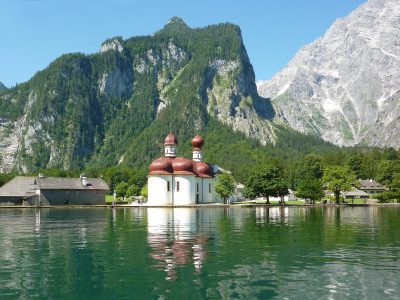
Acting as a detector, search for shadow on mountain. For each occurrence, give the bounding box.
[253,95,275,120]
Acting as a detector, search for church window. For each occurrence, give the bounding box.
[196,183,199,193]
[167,181,170,192]
[177,181,180,192]
[209,183,211,193]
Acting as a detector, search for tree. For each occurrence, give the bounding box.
[346,154,364,179]
[126,184,140,197]
[140,184,148,199]
[115,182,129,198]
[304,153,324,179]
[296,177,324,204]
[376,160,397,186]
[323,166,357,204]
[215,173,235,204]
[244,162,288,204]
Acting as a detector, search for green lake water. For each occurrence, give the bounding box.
[0,206,399,299]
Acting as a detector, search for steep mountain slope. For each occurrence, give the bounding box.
[0,18,281,173]
[0,82,6,92]
[258,0,400,148]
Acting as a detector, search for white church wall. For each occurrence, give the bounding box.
[201,178,214,203]
[173,175,196,205]
[148,175,173,205]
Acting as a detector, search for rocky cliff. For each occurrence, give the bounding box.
[0,82,6,92]
[0,18,278,173]
[258,0,400,148]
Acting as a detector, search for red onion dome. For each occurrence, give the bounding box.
[172,157,194,173]
[164,133,178,145]
[194,161,212,177]
[191,134,204,149]
[149,157,173,174]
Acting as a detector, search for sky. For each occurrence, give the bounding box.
[0,0,366,88]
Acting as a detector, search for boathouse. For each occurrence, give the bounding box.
[0,175,109,206]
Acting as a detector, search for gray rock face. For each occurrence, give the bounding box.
[257,0,400,147]
[204,58,276,145]
[100,38,124,53]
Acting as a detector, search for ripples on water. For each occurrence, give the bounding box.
[0,206,399,299]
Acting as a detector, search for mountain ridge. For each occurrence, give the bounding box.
[0,19,290,175]
[257,0,400,148]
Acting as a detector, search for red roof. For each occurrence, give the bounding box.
[164,133,178,145]
[149,157,213,177]
[191,134,204,149]
[149,157,174,174]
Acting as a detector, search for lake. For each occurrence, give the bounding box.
[0,206,399,299]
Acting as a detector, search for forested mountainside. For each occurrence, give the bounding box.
[0,17,336,179]
[258,0,400,148]
[0,82,6,92]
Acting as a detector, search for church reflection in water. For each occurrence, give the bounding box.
[147,208,216,281]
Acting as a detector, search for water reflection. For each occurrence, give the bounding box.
[147,208,218,281]
[0,207,400,299]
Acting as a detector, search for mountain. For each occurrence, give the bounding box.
[0,18,289,174]
[257,0,400,148]
[0,82,6,92]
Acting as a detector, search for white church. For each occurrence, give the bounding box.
[147,133,217,205]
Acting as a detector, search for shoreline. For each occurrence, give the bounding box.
[0,203,399,209]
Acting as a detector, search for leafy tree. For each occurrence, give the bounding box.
[323,166,357,204]
[244,162,288,204]
[140,183,148,199]
[215,173,235,204]
[296,177,324,204]
[126,184,140,197]
[115,182,129,198]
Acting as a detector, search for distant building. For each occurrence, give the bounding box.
[147,133,217,205]
[343,189,370,202]
[227,183,245,203]
[359,179,388,195]
[0,175,109,206]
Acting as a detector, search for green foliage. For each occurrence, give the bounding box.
[244,162,288,203]
[115,182,129,197]
[323,166,357,204]
[296,177,324,204]
[376,160,398,187]
[126,184,141,197]
[0,173,16,187]
[304,153,324,179]
[215,173,235,203]
[140,184,148,198]
[375,191,400,203]
[346,154,365,179]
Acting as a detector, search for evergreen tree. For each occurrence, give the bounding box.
[304,153,324,179]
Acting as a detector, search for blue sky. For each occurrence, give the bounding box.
[0,0,366,87]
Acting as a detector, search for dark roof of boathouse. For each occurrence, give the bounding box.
[0,176,37,198]
[0,176,108,199]
[36,177,109,191]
